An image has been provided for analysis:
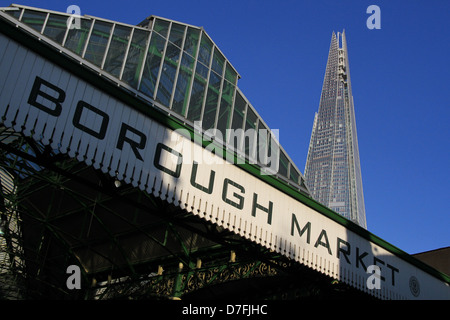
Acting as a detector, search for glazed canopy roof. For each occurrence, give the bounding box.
[0,4,309,194]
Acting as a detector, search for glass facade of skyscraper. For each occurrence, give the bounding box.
[304,31,367,229]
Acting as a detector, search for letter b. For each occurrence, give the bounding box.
[28,77,65,116]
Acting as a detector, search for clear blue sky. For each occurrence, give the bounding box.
[4,0,449,255]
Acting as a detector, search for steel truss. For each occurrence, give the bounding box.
[0,126,371,300]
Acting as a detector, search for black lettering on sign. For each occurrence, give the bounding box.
[190,161,215,194]
[116,123,147,161]
[222,178,245,210]
[72,100,109,139]
[252,193,273,225]
[28,76,65,116]
[153,143,182,178]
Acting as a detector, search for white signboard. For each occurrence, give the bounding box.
[0,32,448,299]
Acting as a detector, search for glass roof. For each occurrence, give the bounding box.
[0,4,309,194]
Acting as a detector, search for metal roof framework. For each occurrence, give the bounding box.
[0,4,308,193]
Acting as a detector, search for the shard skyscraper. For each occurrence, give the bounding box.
[304,31,367,229]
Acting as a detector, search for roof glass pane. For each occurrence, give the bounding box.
[104,25,132,77]
[198,33,213,66]
[290,165,300,184]
[21,9,47,32]
[122,28,149,88]
[231,92,245,131]
[278,150,289,177]
[42,13,67,44]
[156,41,180,106]
[245,106,257,131]
[269,135,279,172]
[202,70,221,130]
[64,18,92,55]
[195,61,209,80]
[211,47,225,75]
[195,60,208,80]
[139,32,165,98]
[208,66,222,91]
[153,18,170,37]
[224,62,237,84]
[186,62,207,122]
[184,27,200,57]
[187,78,206,122]
[169,22,185,48]
[216,80,234,135]
[84,20,113,67]
[172,53,194,115]
[257,122,269,165]
[202,89,219,130]
[244,107,258,159]
[5,8,21,19]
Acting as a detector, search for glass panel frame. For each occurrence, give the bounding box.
[224,62,238,85]
[103,24,132,77]
[230,90,246,131]
[244,106,258,160]
[202,70,221,130]
[289,164,301,184]
[183,27,200,58]
[139,32,165,98]
[84,20,113,67]
[198,33,213,66]
[186,31,208,124]
[257,122,269,166]
[21,9,47,32]
[169,22,186,48]
[122,28,150,89]
[216,80,234,136]
[172,52,195,115]
[5,7,22,20]
[153,18,170,37]
[156,40,181,106]
[228,90,246,152]
[187,75,206,122]
[211,47,225,76]
[278,150,289,178]
[63,18,92,55]
[42,13,68,44]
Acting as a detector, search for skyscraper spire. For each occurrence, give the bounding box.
[304,31,367,229]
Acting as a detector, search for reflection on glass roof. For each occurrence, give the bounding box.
[0,4,309,195]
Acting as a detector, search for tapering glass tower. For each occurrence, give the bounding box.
[304,31,367,229]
